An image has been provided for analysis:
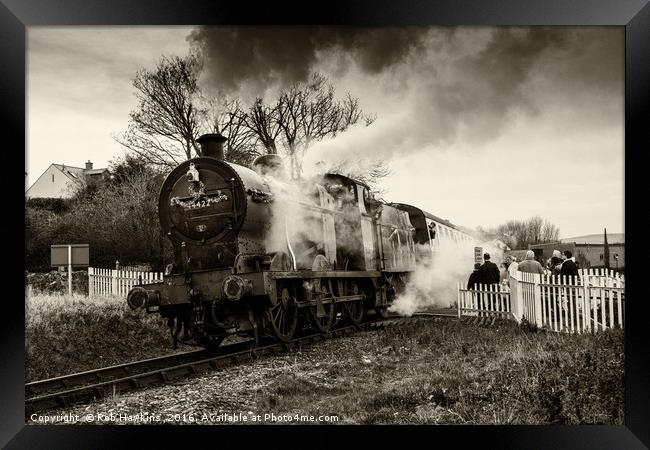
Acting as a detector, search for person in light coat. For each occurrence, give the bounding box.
[507,256,519,278]
[518,250,545,275]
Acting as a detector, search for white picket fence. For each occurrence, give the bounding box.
[88,267,163,297]
[457,283,512,318]
[457,269,625,333]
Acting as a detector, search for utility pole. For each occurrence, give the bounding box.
[603,228,610,270]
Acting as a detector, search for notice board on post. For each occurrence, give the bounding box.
[474,247,483,265]
[51,244,90,267]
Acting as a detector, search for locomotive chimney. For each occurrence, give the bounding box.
[85,160,93,170]
[196,133,227,160]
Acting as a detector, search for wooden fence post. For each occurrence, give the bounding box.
[457,282,461,319]
[88,267,94,297]
[510,273,521,323]
[111,269,117,296]
[533,273,542,327]
[582,275,591,332]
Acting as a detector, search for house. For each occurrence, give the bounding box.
[528,233,625,271]
[25,161,108,199]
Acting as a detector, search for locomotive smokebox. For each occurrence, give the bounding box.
[196,133,227,160]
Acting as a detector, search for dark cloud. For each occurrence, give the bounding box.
[188,26,430,93]
[419,27,572,145]
[301,27,623,169]
[188,26,623,164]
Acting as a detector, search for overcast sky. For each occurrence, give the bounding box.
[27,26,624,238]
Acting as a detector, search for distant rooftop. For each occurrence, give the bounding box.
[560,233,624,245]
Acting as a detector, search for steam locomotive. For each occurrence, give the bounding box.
[127,133,473,349]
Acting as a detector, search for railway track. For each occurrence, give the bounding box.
[25,314,443,417]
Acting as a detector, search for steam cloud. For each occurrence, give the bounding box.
[389,240,507,316]
[302,27,622,175]
[189,26,621,178]
[188,26,429,95]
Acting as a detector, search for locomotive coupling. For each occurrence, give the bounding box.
[127,286,161,310]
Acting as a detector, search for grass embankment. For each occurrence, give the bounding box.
[26,293,177,382]
[254,318,623,424]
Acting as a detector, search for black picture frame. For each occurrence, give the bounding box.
[4,0,648,447]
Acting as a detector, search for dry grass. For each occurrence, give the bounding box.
[36,315,623,425]
[25,291,624,424]
[253,318,624,424]
[25,292,179,382]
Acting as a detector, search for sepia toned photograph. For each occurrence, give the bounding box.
[24,25,625,426]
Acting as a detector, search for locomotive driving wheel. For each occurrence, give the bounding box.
[342,281,364,326]
[267,282,298,342]
[375,306,388,319]
[309,280,335,333]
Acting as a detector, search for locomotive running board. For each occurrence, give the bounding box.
[268,270,381,279]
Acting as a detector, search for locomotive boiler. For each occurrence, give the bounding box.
[127,133,473,349]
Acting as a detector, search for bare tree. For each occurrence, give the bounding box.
[493,216,560,249]
[203,97,260,166]
[246,73,376,179]
[541,219,560,243]
[243,98,282,155]
[115,55,205,168]
[527,216,544,244]
[116,58,380,184]
[324,160,391,193]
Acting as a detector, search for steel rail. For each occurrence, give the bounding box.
[25,315,440,417]
[25,340,254,398]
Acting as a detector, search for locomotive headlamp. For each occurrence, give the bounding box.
[222,275,252,301]
[127,287,148,309]
[127,287,161,310]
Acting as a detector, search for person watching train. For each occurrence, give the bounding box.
[478,253,500,285]
[467,263,481,289]
[507,256,519,278]
[560,250,579,277]
[518,250,545,275]
[549,250,563,276]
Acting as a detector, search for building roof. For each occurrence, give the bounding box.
[52,164,86,183]
[84,168,108,175]
[560,233,624,245]
[26,163,109,196]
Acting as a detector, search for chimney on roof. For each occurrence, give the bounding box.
[85,160,93,170]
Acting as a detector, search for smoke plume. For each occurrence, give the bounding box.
[188,26,429,96]
[389,240,507,316]
[188,26,621,182]
[301,27,592,175]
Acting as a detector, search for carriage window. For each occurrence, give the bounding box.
[356,184,367,214]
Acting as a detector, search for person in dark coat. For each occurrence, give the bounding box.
[467,263,481,289]
[560,250,579,277]
[478,253,501,285]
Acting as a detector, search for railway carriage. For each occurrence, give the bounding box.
[127,133,473,349]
